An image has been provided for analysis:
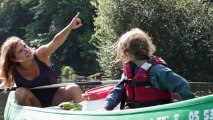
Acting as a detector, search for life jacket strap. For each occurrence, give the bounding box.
[126,99,172,108]
[123,79,151,87]
[140,62,152,70]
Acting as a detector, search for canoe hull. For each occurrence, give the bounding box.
[4,91,213,120]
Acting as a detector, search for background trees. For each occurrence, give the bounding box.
[93,0,213,81]
[0,0,98,76]
[0,0,212,81]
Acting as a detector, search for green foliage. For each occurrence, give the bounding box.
[25,0,97,75]
[77,31,99,74]
[1,0,212,82]
[93,0,213,81]
[200,0,213,5]
[0,0,35,43]
[0,0,98,76]
[61,66,75,80]
[58,101,82,111]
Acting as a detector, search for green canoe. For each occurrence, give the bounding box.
[4,91,213,120]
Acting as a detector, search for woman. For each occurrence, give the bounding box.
[0,12,84,107]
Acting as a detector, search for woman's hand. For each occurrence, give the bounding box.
[36,12,83,61]
[69,12,82,29]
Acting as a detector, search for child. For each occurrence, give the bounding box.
[102,28,195,110]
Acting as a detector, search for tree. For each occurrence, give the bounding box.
[61,66,75,81]
[0,0,35,44]
[25,0,97,75]
[0,0,98,76]
[93,0,213,81]
[200,0,213,5]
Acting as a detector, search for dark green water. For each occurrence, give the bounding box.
[0,83,212,120]
[0,92,8,120]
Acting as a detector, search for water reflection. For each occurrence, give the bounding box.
[0,92,8,120]
[190,82,213,96]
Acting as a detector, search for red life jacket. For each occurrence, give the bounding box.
[123,57,172,108]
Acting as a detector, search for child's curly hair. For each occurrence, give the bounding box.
[116,28,156,64]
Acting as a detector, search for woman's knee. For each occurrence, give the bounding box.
[15,87,41,107]
[66,84,83,93]
[15,87,32,100]
[66,84,84,103]
[52,84,83,105]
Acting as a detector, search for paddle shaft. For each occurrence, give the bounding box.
[0,80,120,92]
[1,81,211,92]
[32,80,119,89]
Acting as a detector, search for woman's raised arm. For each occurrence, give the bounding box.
[37,12,82,57]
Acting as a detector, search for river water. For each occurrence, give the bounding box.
[0,82,212,120]
[0,92,8,120]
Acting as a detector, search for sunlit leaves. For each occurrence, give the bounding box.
[0,0,97,76]
[93,0,213,81]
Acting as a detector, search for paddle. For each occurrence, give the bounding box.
[0,80,120,92]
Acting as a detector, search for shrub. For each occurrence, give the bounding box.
[93,0,213,81]
[61,66,75,81]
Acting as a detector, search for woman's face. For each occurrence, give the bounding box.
[13,41,34,62]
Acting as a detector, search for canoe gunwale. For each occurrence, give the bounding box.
[5,91,213,116]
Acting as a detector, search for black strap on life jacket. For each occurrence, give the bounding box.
[126,99,172,108]
[123,79,152,87]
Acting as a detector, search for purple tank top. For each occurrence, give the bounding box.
[14,55,59,107]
